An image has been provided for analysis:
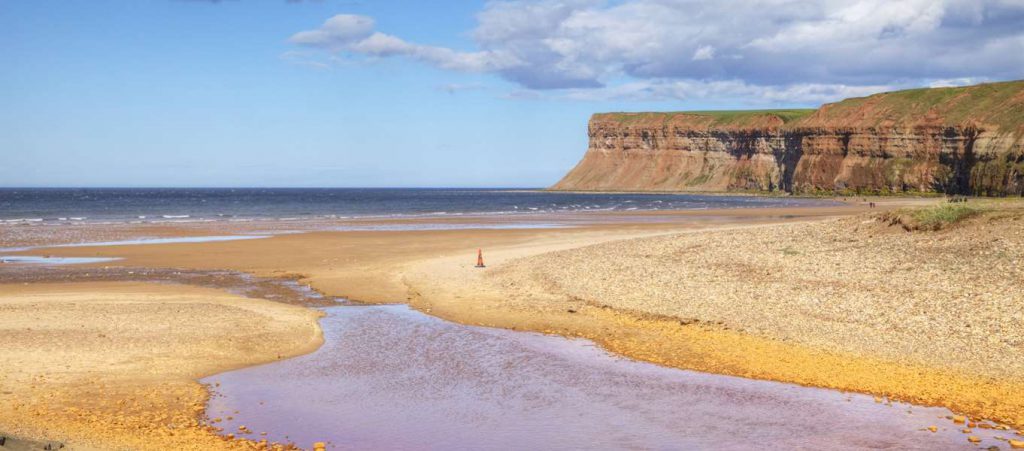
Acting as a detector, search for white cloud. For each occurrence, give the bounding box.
[288,14,519,73]
[439,83,488,95]
[289,1,1024,103]
[555,79,898,105]
[691,45,715,61]
[926,77,990,88]
[289,14,374,49]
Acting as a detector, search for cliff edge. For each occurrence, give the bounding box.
[551,80,1024,195]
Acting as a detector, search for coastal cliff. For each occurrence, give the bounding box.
[552,80,1024,195]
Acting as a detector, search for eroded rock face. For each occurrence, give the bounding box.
[552,81,1024,195]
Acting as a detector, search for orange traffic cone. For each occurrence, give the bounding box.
[475,249,486,268]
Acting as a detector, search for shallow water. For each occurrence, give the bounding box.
[0,255,121,265]
[0,235,270,253]
[203,305,1002,450]
[0,188,839,224]
[325,222,571,232]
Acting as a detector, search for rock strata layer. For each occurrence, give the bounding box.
[552,80,1024,195]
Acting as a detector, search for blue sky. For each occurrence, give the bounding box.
[2,0,1021,187]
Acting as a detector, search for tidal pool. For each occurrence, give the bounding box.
[0,255,121,265]
[203,305,1000,450]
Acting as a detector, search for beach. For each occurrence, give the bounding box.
[404,201,1024,428]
[0,282,322,450]
[8,2,1024,448]
[2,196,1023,448]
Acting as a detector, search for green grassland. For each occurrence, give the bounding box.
[597,80,1023,131]
[596,109,816,127]
[804,80,1024,130]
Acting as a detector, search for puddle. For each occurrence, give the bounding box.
[53,235,270,247]
[0,256,122,265]
[327,223,572,232]
[204,305,1003,450]
[0,235,270,253]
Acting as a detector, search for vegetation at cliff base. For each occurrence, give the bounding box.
[885,204,983,231]
[912,204,980,229]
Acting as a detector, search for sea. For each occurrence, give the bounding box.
[0,188,837,225]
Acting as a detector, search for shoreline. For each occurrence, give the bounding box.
[543,187,955,199]
[3,199,1023,447]
[0,203,855,251]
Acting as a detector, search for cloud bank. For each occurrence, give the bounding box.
[289,0,1024,104]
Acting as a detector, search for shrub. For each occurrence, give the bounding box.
[883,204,982,231]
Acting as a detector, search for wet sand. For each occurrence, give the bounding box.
[3,206,866,303]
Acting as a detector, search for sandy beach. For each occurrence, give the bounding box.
[8,2,1024,447]
[3,199,1024,448]
[0,282,322,450]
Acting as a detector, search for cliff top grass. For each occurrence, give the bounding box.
[596,79,1024,132]
[596,109,815,127]
[803,79,1024,131]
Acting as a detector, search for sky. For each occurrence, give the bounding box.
[2,0,1022,188]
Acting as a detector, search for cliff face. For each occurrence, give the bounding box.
[552,80,1024,195]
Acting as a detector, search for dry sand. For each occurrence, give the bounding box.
[0,282,322,450]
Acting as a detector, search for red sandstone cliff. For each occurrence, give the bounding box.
[551,80,1024,196]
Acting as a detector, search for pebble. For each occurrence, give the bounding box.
[1009,439,1024,449]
